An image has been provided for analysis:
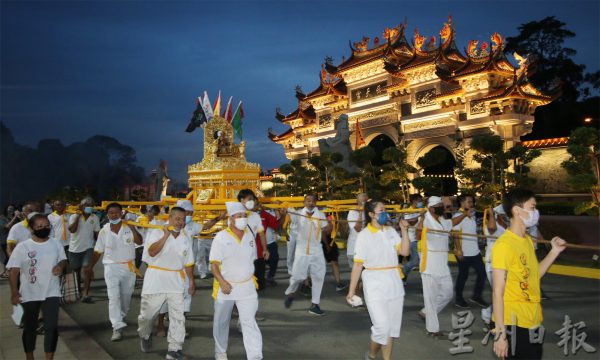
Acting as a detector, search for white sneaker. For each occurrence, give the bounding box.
[200,273,207,279]
[215,353,228,360]
[111,329,122,341]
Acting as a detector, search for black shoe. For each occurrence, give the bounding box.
[300,284,311,297]
[455,299,470,309]
[336,282,348,292]
[308,304,325,316]
[284,296,294,309]
[81,296,95,304]
[469,297,489,308]
[541,290,550,300]
[140,336,152,353]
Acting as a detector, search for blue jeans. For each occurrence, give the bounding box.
[403,241,420,279]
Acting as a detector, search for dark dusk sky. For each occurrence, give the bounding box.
[2,0,598,182]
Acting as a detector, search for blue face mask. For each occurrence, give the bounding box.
[109,218,121,225]
[377,212,390,225]
[416,201,424,208]
[185,215,193,224]
[84,207,93,215]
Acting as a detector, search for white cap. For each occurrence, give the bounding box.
[493,204,505,215]
[226,202,246,217]
[27,212,39,220]
[427,196,443,207]
[404,212,421,220]
[176,200,194,212]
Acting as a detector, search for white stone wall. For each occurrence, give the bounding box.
[527,147,574,194]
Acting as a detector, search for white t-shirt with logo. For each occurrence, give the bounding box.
[265,209,280,245]
[452,212,480,257]
[290,207,327,256]
[7,238,66,302]
[95,223,136,264]
[48,212,71,247]
[346,209,364,256]
[354,224,405,301]
[68,214,100,253]
[210,228,257,300]
[142,229,194,294]
[7,220,31,246]
[421,212,453,276]
[484,223,506,271]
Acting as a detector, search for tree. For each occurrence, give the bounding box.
[379,146,417,203]
[561,127,600,215]
[411,148,449,196]
[350,147,377,193]
[505,16,586,102]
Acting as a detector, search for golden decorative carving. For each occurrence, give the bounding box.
[188,116,260,201]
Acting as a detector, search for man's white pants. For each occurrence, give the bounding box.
[160,276,192,314]
[138,293,185,352]
[481,267,494,323]
[286,237,296,275]
[105,263,136,330]
[194,239,212,277]
[285,252,326,305]
[213,297,262,360]
[420,273,453,333]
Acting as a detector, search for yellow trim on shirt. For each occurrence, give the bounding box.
[210,260,221,264]
[7,239,16,244]
[353,258,365,263]
[367,223,379,233]
[419,227,428,272]
[184,262,195,267]
[226,228,243,244]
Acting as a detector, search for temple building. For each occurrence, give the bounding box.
[268,16,561,194]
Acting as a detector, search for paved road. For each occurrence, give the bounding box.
[56,244,599,360]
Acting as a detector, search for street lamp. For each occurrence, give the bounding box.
[584,117,592,124]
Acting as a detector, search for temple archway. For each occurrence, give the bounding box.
[368,134,396,166]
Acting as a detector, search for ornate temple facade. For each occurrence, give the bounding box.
[268,17,558,179]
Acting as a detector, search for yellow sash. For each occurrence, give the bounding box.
[212,275,259,300]
[364,265,405,279]
[148,265,185,280]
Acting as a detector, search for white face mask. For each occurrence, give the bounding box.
[234,217,248,231]
[244,200,255,211]
[519,207,539,228]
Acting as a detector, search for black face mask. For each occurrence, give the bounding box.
[33,227,51,239]
[433,207,445,216]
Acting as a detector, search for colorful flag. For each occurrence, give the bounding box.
[355,120,366,148]
[232,101,244,139]
[213,90,222,117]
[223,96,233,122]
[185,98,208,133]
[202,91,213,120]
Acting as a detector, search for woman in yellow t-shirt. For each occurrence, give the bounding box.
[491,189,566,359]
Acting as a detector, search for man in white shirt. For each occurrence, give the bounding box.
[481,204,507,325]
[402,194,424,280]
[6,202,40,256]
[346,193,367,269]
[156,199,224,337]
[417,196,471,336]
[85,202,143,341]
[210,202,263,360]
[452,194,488,309]
[284,194,331,316]
[68,197,101,303]
[137,206,195,360]
[48,200,71,254]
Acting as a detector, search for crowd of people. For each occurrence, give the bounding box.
[1,188,568,360]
